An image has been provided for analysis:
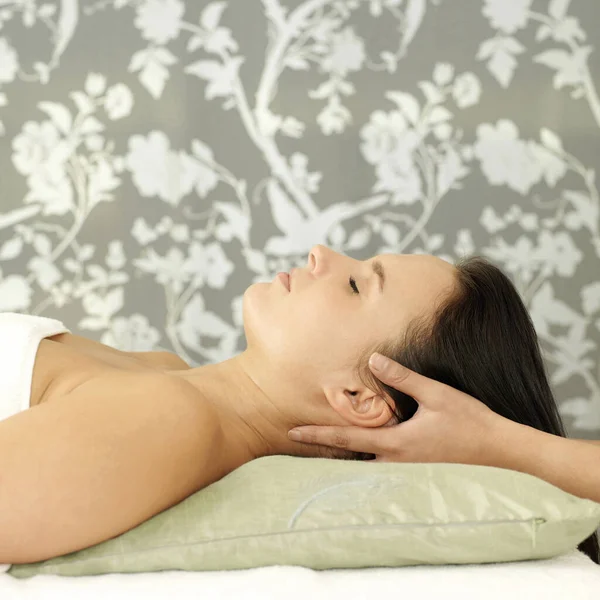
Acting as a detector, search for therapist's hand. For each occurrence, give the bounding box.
[288,353,514,465]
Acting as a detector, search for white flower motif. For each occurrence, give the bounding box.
[0,37,18,84]
[280,116,305,138]
[452,72,481,108]
[321,27,365,77]
[530,281,582,338]
[290,153,322,194]
[316,95,351,135]
[104,84,134,120]
[133,246,189,294]
[519,212,538,231]
[484,235,538,284]
[26,166,74,215]
[132,217,159,246]
[581,282,600,316]
[12,121,62,176]
[189,139,219,198]
[185,241,234,289]
[480,206,506,234]
[101,313,162,351]
[0,272,33,311]
[134,0,184,45]
[473,120,542,194]
[536,230,583,277]
[125,131,196,205]
[482,0,532,34]
[374,160,422,205]
[528,142,567,187]
[560,397,600,430]
[19,0,37,28]
[454,229,475,257]
[85,72,107,97]
[87,156,121,210]
[436,146,468,197]
[360,110,411,165]
[368,0,402,17]
[106,240,126,270]
[29,255,61,290]
[433,62,454,86]
[361,109,422,203]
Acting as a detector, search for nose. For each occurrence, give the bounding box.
[308,244,332,276]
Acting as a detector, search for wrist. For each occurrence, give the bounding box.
[482,417,542,471]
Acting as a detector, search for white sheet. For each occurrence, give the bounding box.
[0,312,70,423]
[2,550,599,600]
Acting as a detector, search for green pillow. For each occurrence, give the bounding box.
[9,456,600,578]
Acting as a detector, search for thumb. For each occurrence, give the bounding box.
[288,424,388,456]
[369,353,435,404]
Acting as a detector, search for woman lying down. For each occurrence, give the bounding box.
[0,244,597,566]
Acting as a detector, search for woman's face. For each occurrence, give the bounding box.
[242,245,457,394]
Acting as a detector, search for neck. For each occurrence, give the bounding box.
[171,351,342,469]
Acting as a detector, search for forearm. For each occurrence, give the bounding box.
[490,421,600,503]
[578,439,600,447]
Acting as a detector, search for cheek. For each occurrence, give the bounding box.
[244,283,363,357]
[295,294,347,331]
[294,299,367,356]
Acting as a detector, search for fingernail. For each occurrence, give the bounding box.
[369,352,388,371]
[288,429,302,441]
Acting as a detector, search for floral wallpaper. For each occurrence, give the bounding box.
[0,0,599,440]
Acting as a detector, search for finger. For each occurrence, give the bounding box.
[288,425,385,455]
[293,440,354,460]
[369,353,438,403]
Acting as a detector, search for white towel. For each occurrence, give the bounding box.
[0,312,70,424]
[0,313,70,572]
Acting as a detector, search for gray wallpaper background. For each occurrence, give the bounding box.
[0,0,599,442]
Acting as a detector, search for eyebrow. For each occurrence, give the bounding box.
[371,259,385,294]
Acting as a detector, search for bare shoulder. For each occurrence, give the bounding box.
[47,331,191,370]
[129,350,191,370]
[0,370,224,563]
[75,370,224,470]
[72,370,220,437]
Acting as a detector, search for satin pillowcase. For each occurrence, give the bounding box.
[9,456,600,578]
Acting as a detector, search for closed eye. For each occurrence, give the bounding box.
[349,276,359,294]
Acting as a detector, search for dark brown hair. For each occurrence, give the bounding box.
[353,255,599,564]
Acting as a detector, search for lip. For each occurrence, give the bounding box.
[277,272,290,292]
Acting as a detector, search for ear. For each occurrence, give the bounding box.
[323,384,395,428]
